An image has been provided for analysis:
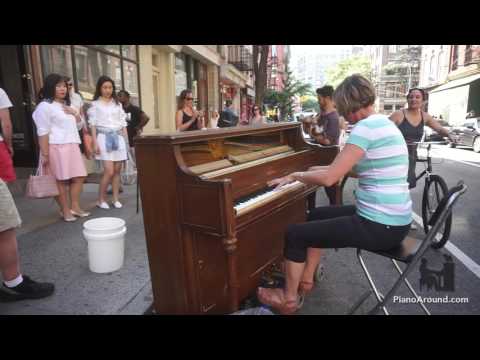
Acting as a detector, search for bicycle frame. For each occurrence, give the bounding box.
[415,143,433,182]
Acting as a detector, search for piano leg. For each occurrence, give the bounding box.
[223,235,240,313]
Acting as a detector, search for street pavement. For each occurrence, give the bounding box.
[0,182,153,315]
[1,144,479,315]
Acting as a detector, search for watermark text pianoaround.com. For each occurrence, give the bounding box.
[393,295,469,304]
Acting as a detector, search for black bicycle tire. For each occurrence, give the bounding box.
[421,175,452,249]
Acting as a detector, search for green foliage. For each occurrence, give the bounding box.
[300,96,320,113]
[264,65,313,120]
[325,56,372,88]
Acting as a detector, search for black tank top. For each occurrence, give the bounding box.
[182,110,198,131]
[398,110,424,143]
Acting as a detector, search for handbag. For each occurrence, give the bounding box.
[26,160,59,199]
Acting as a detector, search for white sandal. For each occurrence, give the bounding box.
[96,202,110,209]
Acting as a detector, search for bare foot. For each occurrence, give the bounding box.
[257,288,299,315]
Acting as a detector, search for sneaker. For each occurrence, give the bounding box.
[96,201,110,209]
[0,276,54,302]
[113,201,123,209]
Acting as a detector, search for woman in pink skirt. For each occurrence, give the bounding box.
[32,73,89,222]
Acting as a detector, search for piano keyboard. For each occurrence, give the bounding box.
[234,181,305,217]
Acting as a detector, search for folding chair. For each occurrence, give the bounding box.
[348,181,467,315]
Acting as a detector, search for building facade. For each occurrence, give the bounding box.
[427,45,480,126]
[366,45,421,115]
[0,45,263,170]
[419,45,451,90]
[267,45,290,92]
[220,45,253,123]
[0,45,244,169]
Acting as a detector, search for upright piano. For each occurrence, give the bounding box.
[135,122,340,314]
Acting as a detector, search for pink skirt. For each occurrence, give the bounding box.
[49,144,87,181]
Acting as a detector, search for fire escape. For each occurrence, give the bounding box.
[227,45,253,72]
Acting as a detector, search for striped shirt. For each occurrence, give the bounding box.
[347,114,412,226]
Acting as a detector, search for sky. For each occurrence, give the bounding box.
[290,45,355,61]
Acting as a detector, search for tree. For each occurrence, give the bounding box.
[325,56,373,88]
[300,96,320,113]
[253,45,270,107]
[264,65,313,121]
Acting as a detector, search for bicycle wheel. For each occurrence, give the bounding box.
[421,175,452,249]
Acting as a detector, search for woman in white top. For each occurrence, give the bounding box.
[88,76,128,209]
[249,105,267,125]
[32,73,89,222]
[209,110,220,129]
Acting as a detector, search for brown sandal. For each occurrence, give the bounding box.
[257,287,300,315]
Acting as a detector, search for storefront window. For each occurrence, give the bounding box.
[40,45,73,79]
[74,46,121,100]
[40,45,140,104]
[95,45,120,55]
[123,60,139,105]
[175,54,188,97]
[122,45,137,61]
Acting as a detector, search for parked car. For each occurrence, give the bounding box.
[450,117,480,152]
[423,117,451,142]
[424,126,452,142]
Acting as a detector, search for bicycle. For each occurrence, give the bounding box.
[411,140,452,249]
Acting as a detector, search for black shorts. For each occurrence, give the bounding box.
[284,205,411,263]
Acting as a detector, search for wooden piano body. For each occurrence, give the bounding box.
[135,123,339,314]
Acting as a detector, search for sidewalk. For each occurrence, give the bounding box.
[0,181,153,315]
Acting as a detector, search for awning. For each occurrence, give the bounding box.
[430,73,480,93]
[219,64,247,88]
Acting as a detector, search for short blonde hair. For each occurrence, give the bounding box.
[333,74,376,117]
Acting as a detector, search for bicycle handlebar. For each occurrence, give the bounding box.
[408,140,450,146]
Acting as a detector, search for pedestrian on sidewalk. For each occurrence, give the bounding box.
[209,110,220,129]
[88,76,128,209]
[176,89,205,131]
[249,105,267,125]
[218,100,239,128]
[0,180,55,300]
[0,88,16,183]
[32,74,90,222]
[118,90,149,154]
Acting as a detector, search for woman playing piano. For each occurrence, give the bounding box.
[257,74,413,314]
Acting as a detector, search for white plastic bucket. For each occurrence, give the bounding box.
[83,217,127,273]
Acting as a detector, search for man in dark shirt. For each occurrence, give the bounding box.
[312,85,341,205]
[218,100,239,127]
[118,90,150,149]
[312,85,340,145]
